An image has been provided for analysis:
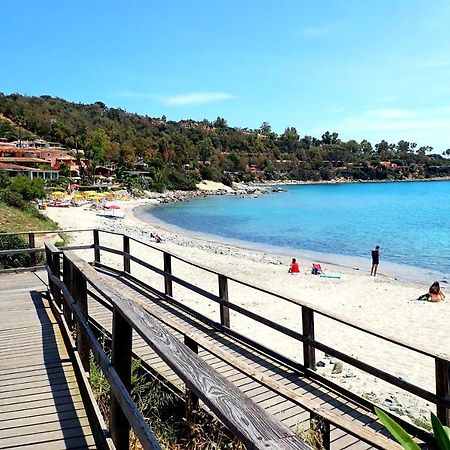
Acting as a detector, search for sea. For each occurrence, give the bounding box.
[137,180,450,285]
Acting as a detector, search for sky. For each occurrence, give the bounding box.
[2,0,450,151]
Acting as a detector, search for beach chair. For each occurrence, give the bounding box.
[311,263,323,275]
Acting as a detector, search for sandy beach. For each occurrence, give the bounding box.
[44,186,450,426]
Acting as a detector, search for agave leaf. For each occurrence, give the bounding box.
[375,407,421,450]
[444,426,450,442]
[430,413,450,450]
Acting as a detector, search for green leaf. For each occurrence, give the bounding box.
[375,407,421,450]
[431,413,450,450]
[444,426,450,442]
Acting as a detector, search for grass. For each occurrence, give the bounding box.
[0,201,57,233]
[296,417,326,450]
[89,353,245,450]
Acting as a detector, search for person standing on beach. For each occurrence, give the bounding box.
[371,245,380,276]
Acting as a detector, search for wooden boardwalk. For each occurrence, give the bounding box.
[0,272,99,450]
[88,270,401,450]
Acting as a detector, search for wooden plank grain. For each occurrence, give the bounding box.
[65,251,309,450]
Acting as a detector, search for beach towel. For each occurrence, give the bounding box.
[319,274,341,279]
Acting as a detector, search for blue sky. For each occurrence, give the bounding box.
[2,0,450,151]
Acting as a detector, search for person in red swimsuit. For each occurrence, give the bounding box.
[288,258,300,274]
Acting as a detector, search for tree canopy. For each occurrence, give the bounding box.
[0,92,449,185]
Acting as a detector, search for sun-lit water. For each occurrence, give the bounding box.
[140,181,450,283]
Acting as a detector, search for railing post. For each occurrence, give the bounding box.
[302,306,316,370]
[184,335,199,423]
[28,232,36,267]
[110,307,133,450]
[218,274,230,328]
[93,229,100,264]
[62,255,73,328]
[52,252,62,308]
[123,235,130,274]
[310,414,330,450]
[72,267,90,373]
[436,358,450,426]
[163,252,173,297]
[45,245,54,294]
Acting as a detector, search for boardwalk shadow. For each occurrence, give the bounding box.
[28,289,93,448]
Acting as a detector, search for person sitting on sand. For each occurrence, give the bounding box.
[150,232,162,243]
[429,281,446,302]
[288,258,300,274]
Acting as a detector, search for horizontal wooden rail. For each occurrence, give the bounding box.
[94,230,450,426]
[63,249,309,450]
[45,245,161,450]
[95,244,445,406]
[101,231,449,362]
[0,244,92,257]
[126,293,403,450]
[0,228,94,236]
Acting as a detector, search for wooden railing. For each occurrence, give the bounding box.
[0,229,93,272]
[88,229,450,431]
[3,227,448,447]
[44,242,309,450]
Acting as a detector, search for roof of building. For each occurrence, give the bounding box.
[0,157,48,163]
[0,162,52,171]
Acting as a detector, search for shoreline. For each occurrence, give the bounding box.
[135,201,441,286]
[135,180,448,286]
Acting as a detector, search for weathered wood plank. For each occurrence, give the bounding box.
[66,251,309,450]
[0,279,100,450]
[111,281,401,450]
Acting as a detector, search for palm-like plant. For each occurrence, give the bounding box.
[375,407,450,450]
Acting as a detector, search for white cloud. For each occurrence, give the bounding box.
[162,92,234,106]
[114,90,234,106]
[332,106,450,150]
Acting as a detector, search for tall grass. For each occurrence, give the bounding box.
[89,353,244,449]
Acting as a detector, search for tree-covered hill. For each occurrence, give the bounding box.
[1,92,449,187]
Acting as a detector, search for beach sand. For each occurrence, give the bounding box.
[44,192,450,426]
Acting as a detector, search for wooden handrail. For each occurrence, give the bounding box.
[124,293,404,450]
[92,230,450,427]
[0,228,94,236]
[45,244,161,450]
[61,249,309,450]
[103,231,449,362]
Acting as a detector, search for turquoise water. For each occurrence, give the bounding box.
[143,181,450,281]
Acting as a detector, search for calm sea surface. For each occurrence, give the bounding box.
[141,181,450,283]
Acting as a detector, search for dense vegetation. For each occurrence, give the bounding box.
[0,172,56,268]
[1,92,450,188]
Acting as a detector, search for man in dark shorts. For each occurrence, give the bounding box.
[371,245,380,276]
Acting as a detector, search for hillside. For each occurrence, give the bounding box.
[1,92,449,184]
[0,201,57,233]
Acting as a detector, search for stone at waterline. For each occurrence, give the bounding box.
[331,361,343,374]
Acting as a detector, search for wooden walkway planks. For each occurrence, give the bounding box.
[0,272,97,450]
[87,273,391,450]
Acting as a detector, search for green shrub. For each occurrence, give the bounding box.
[0,232,30,269]
[0,189,26,209]
[9,175,45,200]
[200,165,221,182]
